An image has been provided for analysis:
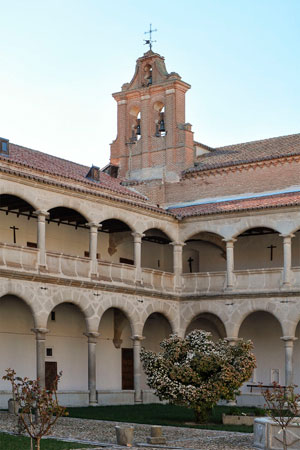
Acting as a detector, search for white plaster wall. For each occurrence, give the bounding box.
[0,211,37,246]
[97,308,132,390]
[0,296,35,390]
[46,303,87,390]
[46,222,89,257]
[142,241,173,272]
[98,231,134,264]
[235,233,283,270]
[239,312,285,391]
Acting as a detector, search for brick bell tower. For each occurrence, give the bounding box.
[110,50,194,183]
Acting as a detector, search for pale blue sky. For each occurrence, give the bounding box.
[0,0,299,169]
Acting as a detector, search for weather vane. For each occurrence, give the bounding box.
[144,24,157,51]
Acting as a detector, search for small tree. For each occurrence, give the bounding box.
[261,382,300,450]
[140,330,256,423]
[3,368,67,450]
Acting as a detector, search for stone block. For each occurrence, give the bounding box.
[254,417,300,449]
[115,426,134,446]
[146,425,167,444]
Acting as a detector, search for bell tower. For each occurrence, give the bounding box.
[110,50,194,182]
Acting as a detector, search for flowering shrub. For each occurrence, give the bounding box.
[3,368,67,450]
[140,330,256,423]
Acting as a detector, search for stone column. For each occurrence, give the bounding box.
[131,335,145,403]
[35,210,49,267]
[32,328,48,388]
[84,332,100,405]
[281,234,294,287]
[281,336,297,386]
[132,232,144,284]
[224,238,236,290]
[170,241,185,291]
[88,223,100,276]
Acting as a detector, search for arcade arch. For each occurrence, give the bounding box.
[141,228,173,272]
[0,294,35,390]
[238,311,284,390]
[185,312,226,340]
[99,219,134,265]
[183,231,226,273]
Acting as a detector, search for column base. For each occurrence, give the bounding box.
[88,401,98,406]
[134,399,143,404]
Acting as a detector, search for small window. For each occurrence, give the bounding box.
[119,257,134,265]
[51,311,56,321]
[27,242,37,248]
[46,348,53,357]
[0,138,9,156]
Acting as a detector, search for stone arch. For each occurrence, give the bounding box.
[97,297,139,336]
[236,308,284,338]
[183,230,226,273]
[45,199,93,224]
[180,302,229,338]
[232,223,281,240]
[141,222,177,243]
[0,189,40,212]
[182,310,227,339]
[47,290,96,332]
[140,303,179,336]
[185,312,227,340]
[0,288,39,328]
[98,212,137,233]
[181,227,226,244]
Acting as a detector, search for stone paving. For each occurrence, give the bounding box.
[0,412,256,449]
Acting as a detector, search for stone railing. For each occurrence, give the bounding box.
[182,271,226,294]
[142,268,175,293]
[234,267,282,291]
[1,243,300,295]
[0,242,38,272]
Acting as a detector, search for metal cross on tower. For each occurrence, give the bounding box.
[144,24,157,50]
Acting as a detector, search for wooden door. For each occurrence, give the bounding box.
[45,361,57,391]
[122,348,134,390]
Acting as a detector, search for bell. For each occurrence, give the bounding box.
[159,119,165,132]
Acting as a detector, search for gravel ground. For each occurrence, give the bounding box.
[0,412,255,450]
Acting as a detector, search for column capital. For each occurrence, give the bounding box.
[32,328,49,338]
[131,335,145,342]
[281,336,298,343]
[87,222,101,230]
[131,232,145,241]
[223,238,237,245]
[35,210,49,218]
[280,233,295,239]
[170,241,186,248]
[84,332,100,343]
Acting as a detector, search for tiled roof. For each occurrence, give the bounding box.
[171,191,300,218]
[186,133,300,174]
[2,143,147,201]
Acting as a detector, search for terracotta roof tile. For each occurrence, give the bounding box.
[171,191,300,218]
[187,133,300,174]
[3,143,147,201]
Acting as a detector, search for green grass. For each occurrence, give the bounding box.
[0,432,96,450]
[67,403,255,433]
